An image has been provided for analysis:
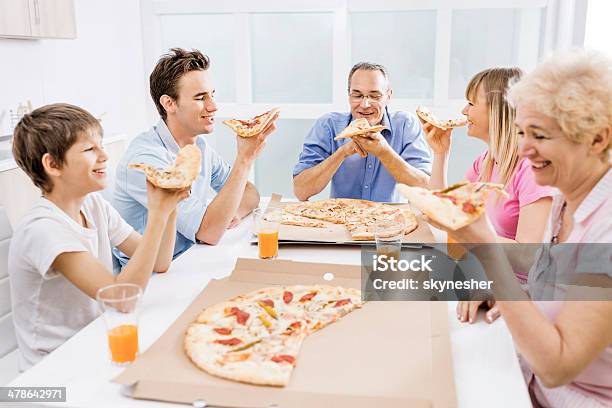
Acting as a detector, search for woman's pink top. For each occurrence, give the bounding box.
[465,151,553,240]
[466,152,553,282]
[527,168,612,407]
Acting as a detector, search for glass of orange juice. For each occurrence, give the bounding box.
[96,283,142,366]
[447,236,467,260]
[253,208,282,259]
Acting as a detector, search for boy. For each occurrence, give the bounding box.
[9,103,187,370]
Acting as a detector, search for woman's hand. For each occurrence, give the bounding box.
[457,300,501,324]
[427,213,498,245]
[420,120,453,155]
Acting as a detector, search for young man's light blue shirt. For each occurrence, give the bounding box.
[113,120,231,265]
[293,108,432,202]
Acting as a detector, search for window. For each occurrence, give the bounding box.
[143,0,556,192]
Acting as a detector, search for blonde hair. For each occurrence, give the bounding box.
[466,67,524,187]
[508,49,612,161]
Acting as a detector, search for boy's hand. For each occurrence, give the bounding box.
[146,180,190,219]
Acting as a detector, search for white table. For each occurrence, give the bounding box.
[8,213,531,407]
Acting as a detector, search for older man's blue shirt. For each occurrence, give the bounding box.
[293,109,432,202]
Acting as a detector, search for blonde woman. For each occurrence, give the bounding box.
[421,68,554,322]
[430,50,612,408]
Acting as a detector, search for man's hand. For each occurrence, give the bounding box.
[340,139,367,158]
[236,112,279,162]
[351,132,391,157]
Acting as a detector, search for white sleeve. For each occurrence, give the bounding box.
[22,219,88,278]
[100,196,134,247]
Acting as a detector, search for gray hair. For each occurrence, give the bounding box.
[347,62,389,92]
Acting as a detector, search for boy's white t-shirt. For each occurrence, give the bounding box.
[8,192,133,371]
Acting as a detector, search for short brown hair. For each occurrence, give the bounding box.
[12,103,102,193]
[150,48,210,120]
[347,62,389,92]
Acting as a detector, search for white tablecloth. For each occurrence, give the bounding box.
[8,210,531,407]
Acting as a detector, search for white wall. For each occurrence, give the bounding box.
[0,0,148,138]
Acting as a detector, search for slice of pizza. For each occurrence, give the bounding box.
[128,144,201,189]
[280,214,327,228]
[416,106,467,130]
[334,118,386,140]
[397,182,508,230]
[223,107,280,138]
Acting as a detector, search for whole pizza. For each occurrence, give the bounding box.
[184,285,363,386]
[279,198,419,241]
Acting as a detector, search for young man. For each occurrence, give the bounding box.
[114,48,276,263]
[9,104,187,370]
[293,62,432,202]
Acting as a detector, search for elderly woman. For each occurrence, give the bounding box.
[433,50,611,407]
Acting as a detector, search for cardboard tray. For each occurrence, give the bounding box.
[113,258,456,408]
[265,194,436,246]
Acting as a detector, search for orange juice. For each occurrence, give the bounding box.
[447,236,466,260]
[108,324,139,363]
[258,229,279,259]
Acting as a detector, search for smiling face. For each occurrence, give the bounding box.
[462,85,489,142]
[52,129,108,195]
[348,69,391,126]
[170,69,218,136]
[515,102,593,190]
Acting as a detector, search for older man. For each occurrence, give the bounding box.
[293,62,431,202]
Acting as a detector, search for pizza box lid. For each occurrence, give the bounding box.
[264,194,437,245]
[113,258,457,408]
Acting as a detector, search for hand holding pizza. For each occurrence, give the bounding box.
[426,211,497,245]
[235,111,279,162]
[351,132,391,157]
[145,180,190,220]
[421,120,453,155]
[340,139,367,158]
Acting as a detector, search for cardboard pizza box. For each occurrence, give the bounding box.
[113,258,456,408]
[264,194,436,246]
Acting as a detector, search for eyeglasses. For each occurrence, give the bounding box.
[349,91,388,103]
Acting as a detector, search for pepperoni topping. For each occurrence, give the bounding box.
[259,299,274,308]
[299,291,317,303]
[334,298,351,307]
[462,202,477,214]
[289,321,302,330]
[213,327,233,335]
[283,291,293,304]
[271,355,296,365]
[214,337,242,346]
[227,307,250,325]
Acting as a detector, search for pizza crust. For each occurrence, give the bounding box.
[334,118,386,140]
[223,108,280,138]
[128,144,201,189]
[416,106,467,130]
